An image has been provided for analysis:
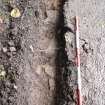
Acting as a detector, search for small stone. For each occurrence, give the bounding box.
[29,45,34,52]
[10,47,16,52]
[44,65,55,78]
[36,65,43,75]
[82,43,90,54]
[2,47,7,53]
[0,71,6,76]
[0,65,4,71]
[7,52,12,57]
[11,27,18,35]
[49,79,55,90]
[14,85,18,89]
[0,18,3,24]
[102,24,105,28]
[8,41,14,46]
[84,43,89,50]
[11,8,21,18]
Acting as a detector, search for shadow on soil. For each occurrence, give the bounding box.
[55,0,74,105]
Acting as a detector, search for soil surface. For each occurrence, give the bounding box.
[64,0,105,105]
[0,0,61,105]
[0,0,105,105]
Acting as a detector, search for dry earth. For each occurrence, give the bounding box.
[0,0,105,105]
[0,0,61,105]
[64,0,105,105]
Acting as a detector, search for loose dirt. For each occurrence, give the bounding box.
[0,0,62,105]
[64,0,105,105]
[0,0,105,105]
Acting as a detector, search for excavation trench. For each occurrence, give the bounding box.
[0,0,77,105]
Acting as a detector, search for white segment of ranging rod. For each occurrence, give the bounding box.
[76,16,82,105]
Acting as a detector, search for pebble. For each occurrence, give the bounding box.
[84,43,89,50]
[14,85,18,89]
[8,41,15,46]
[0,18,3,24]
[2,47,8,53]
[10,47,16,52]
[36,65,43,75]
[11,8,21,18]
[49,79,55,90]
[0,71,6,76]
[44,65,55,78]
[29,45,34,52]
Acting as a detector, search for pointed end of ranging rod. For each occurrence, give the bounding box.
[75,16,79,30]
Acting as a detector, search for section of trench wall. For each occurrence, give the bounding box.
[56,0,78,104]
[64,0,105,105]
[1,0,105,105]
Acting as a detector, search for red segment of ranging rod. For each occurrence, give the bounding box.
[75,16,82,105]
[76,88,81,105]
[76,48,80,67]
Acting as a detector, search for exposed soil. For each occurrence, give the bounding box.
[64,0,105,105]
[0,0,105,105]
[0,0,62,105]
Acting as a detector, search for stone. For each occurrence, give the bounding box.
[29,45,34,52]
[49,78,55,90]
[0,71,6,76]
[36,65,43,75]
[8,41,15,46]
[0,17,3,24]
[11,8,21,18]
[2,47,7,53]
[44,65,55,78]
[14,85,18,89]
[10,47,16,52]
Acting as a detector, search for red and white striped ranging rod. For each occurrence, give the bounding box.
[75,16,82,105]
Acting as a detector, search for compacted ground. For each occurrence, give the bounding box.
[0,0,105,105]
[0,0,62,105]
[64,0,105,105]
